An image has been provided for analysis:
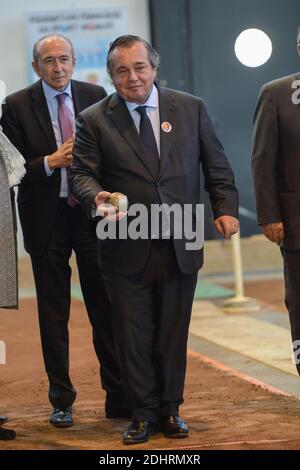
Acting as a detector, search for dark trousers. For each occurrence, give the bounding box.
[104,240,198,423]
[31,200,123,409]
[281,248,300,375]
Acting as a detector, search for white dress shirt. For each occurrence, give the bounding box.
[42,80,75,197]
[125,84,161,156]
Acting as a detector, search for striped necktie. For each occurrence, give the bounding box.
[56,93,77,207]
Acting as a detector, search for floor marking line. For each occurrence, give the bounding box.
[187,349,292,397]
[157,438,292,451]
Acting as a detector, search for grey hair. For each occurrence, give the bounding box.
[106,35,160,76]
[33,34,75,61]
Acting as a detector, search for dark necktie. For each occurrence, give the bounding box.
[136,106,160,177]
[56,93,77,207]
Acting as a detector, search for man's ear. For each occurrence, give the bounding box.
[297,44,300,57]
[32,61,41,78]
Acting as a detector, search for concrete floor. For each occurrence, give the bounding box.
[189,297,300,398]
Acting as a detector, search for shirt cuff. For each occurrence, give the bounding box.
[44,156,54,176]
[91,206,97,218]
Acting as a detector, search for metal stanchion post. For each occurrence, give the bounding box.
[222,230,260,313]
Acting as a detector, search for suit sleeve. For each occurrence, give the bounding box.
[199,101,239,220]
[70,112,104,213]
[1,98,49,184]
[251,85,281,225]
[98,86,107,100]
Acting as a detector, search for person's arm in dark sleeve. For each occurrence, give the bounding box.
[199,100,239,221]
[70,112,104,214]
[1,98,51,183]
[251,85,281,225]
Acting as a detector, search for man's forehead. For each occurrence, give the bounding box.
[114,43,148,57]
[112,45,150,65]
[38,39,72,55]
[40,51,72,59]
[116,58,149,68]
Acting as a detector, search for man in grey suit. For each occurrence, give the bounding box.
[71,35,239,445]
[252,28,300,376]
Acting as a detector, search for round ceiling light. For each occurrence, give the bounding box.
[235,28,272,67]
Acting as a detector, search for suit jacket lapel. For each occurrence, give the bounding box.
[291,73,300,112]
[157,87,177,178]
[31,80,57,152]
[294,72,300,81]
[107,93,156,179]
[71,80,85,116]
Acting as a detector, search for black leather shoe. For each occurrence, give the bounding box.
[49,407,73,428]
[0,416,8,425]
[0,427,16,440]
[160,415,189,438]
[123,420,159,445]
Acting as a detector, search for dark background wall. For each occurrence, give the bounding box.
[149,0,300,238]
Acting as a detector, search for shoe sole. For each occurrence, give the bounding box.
[49,421,73,428]
[0,435,16,441]
[123,437,149,445]
[163,432,189,439]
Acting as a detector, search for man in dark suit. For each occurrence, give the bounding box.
[71,35,239,444]
[0,34,125,427]
[252,28,300,377]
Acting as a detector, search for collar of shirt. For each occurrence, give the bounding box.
[42,80,73,103]
[125,84,161,156]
